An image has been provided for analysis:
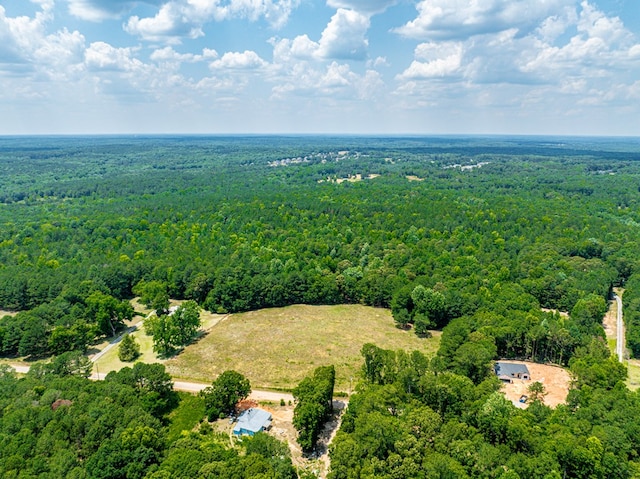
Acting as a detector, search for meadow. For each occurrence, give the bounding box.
[160,304,441,392]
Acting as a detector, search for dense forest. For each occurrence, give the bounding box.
[2,135,640,477]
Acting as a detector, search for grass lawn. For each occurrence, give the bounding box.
[164,304,440,392]
[92,327,161,375]
[91,301,227,376]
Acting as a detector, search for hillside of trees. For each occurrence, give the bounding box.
[2,136,640,362]
[2,135,640,477]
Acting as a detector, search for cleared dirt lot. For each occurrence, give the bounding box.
[499,360,571,408]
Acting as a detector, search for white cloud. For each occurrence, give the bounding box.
[66,0,164,22]
[396,0,574,40]
[0,2,85,81]
[209,50,267,69]
[270,60,383,102]
[317,8,370,60]
[367,56,388,68]
[125,0,299,43]
[270,8,370,62]
[326,0,397,15]
[398,41,463,79]
[84,42,143,71]
[125,3,204,43]
[0,5,49,64]
[150,46,218,63]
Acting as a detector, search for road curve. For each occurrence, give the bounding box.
[615,294,624,362]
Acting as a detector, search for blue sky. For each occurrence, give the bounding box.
[1,0,639,135]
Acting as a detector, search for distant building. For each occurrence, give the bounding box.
[494,362,530,382]
[233,408,272,436]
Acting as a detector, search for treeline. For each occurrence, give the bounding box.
[2,136,640,360]
[0,362,300,479]
[293,365,336,452]
[329,343,632,479]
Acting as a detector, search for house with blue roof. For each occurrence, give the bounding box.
[233,408,272,436]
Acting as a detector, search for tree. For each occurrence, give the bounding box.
[201,370,251,420]
[171,300,201,345]
[144,302,201,357]
[293,365,335,452]
[118,333,141,362]
[133,280,170,315]
[144,313,176,357]
[527,381,547,404]
[85,291,134,337]
[46,351,93,378]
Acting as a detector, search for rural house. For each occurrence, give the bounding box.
[232,408,272,436]
[494,362,531,382]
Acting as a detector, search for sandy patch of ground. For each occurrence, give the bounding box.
[499,361,571,408]
[0,310,17,317]
[541,308,569,318]
[603,289,622,341]
[406,175,424,181]
[319,174,380,184]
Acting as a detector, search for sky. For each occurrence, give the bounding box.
[1,0,639,136]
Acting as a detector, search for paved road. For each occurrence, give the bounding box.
[615,294,624,362]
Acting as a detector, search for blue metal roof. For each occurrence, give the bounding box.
[233,408,272,435]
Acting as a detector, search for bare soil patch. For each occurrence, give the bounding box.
[499,361,571,408]
[541,308,569,318]
[0,309,18,317]
[602,289,621,342]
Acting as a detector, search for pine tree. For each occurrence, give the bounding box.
[118,333,141,362]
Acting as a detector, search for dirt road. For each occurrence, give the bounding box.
[9,362,294,402]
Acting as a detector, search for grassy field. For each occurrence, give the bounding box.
[164,304,440,392]
[92,300,225,375]
[627,360,640,391]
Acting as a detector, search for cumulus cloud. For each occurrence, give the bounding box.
[395,0,575,40]
[0,4,49,64]
[317,8,370,60]
[125,0,299,43]
[272,8,370,62]
[0,2,85,80]
[150,46,218,63]
[84,42,143,71]
[209,50,267,70]
[66,0,164,22]
[326,0,397,15]
[398,41,463,79]
[395,1,640,86]
[271,61,383,101]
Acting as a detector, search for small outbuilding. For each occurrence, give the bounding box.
[232,408,272,436]
[494,362,530,383]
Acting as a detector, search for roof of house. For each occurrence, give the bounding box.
[233,408,272,434]
[494,362,530,378]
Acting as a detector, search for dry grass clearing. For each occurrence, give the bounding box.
[500,361,571,408]
[165,304,440,392]
[91,299,226,375]
[0,310,17,317]
[627,360,640,391]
